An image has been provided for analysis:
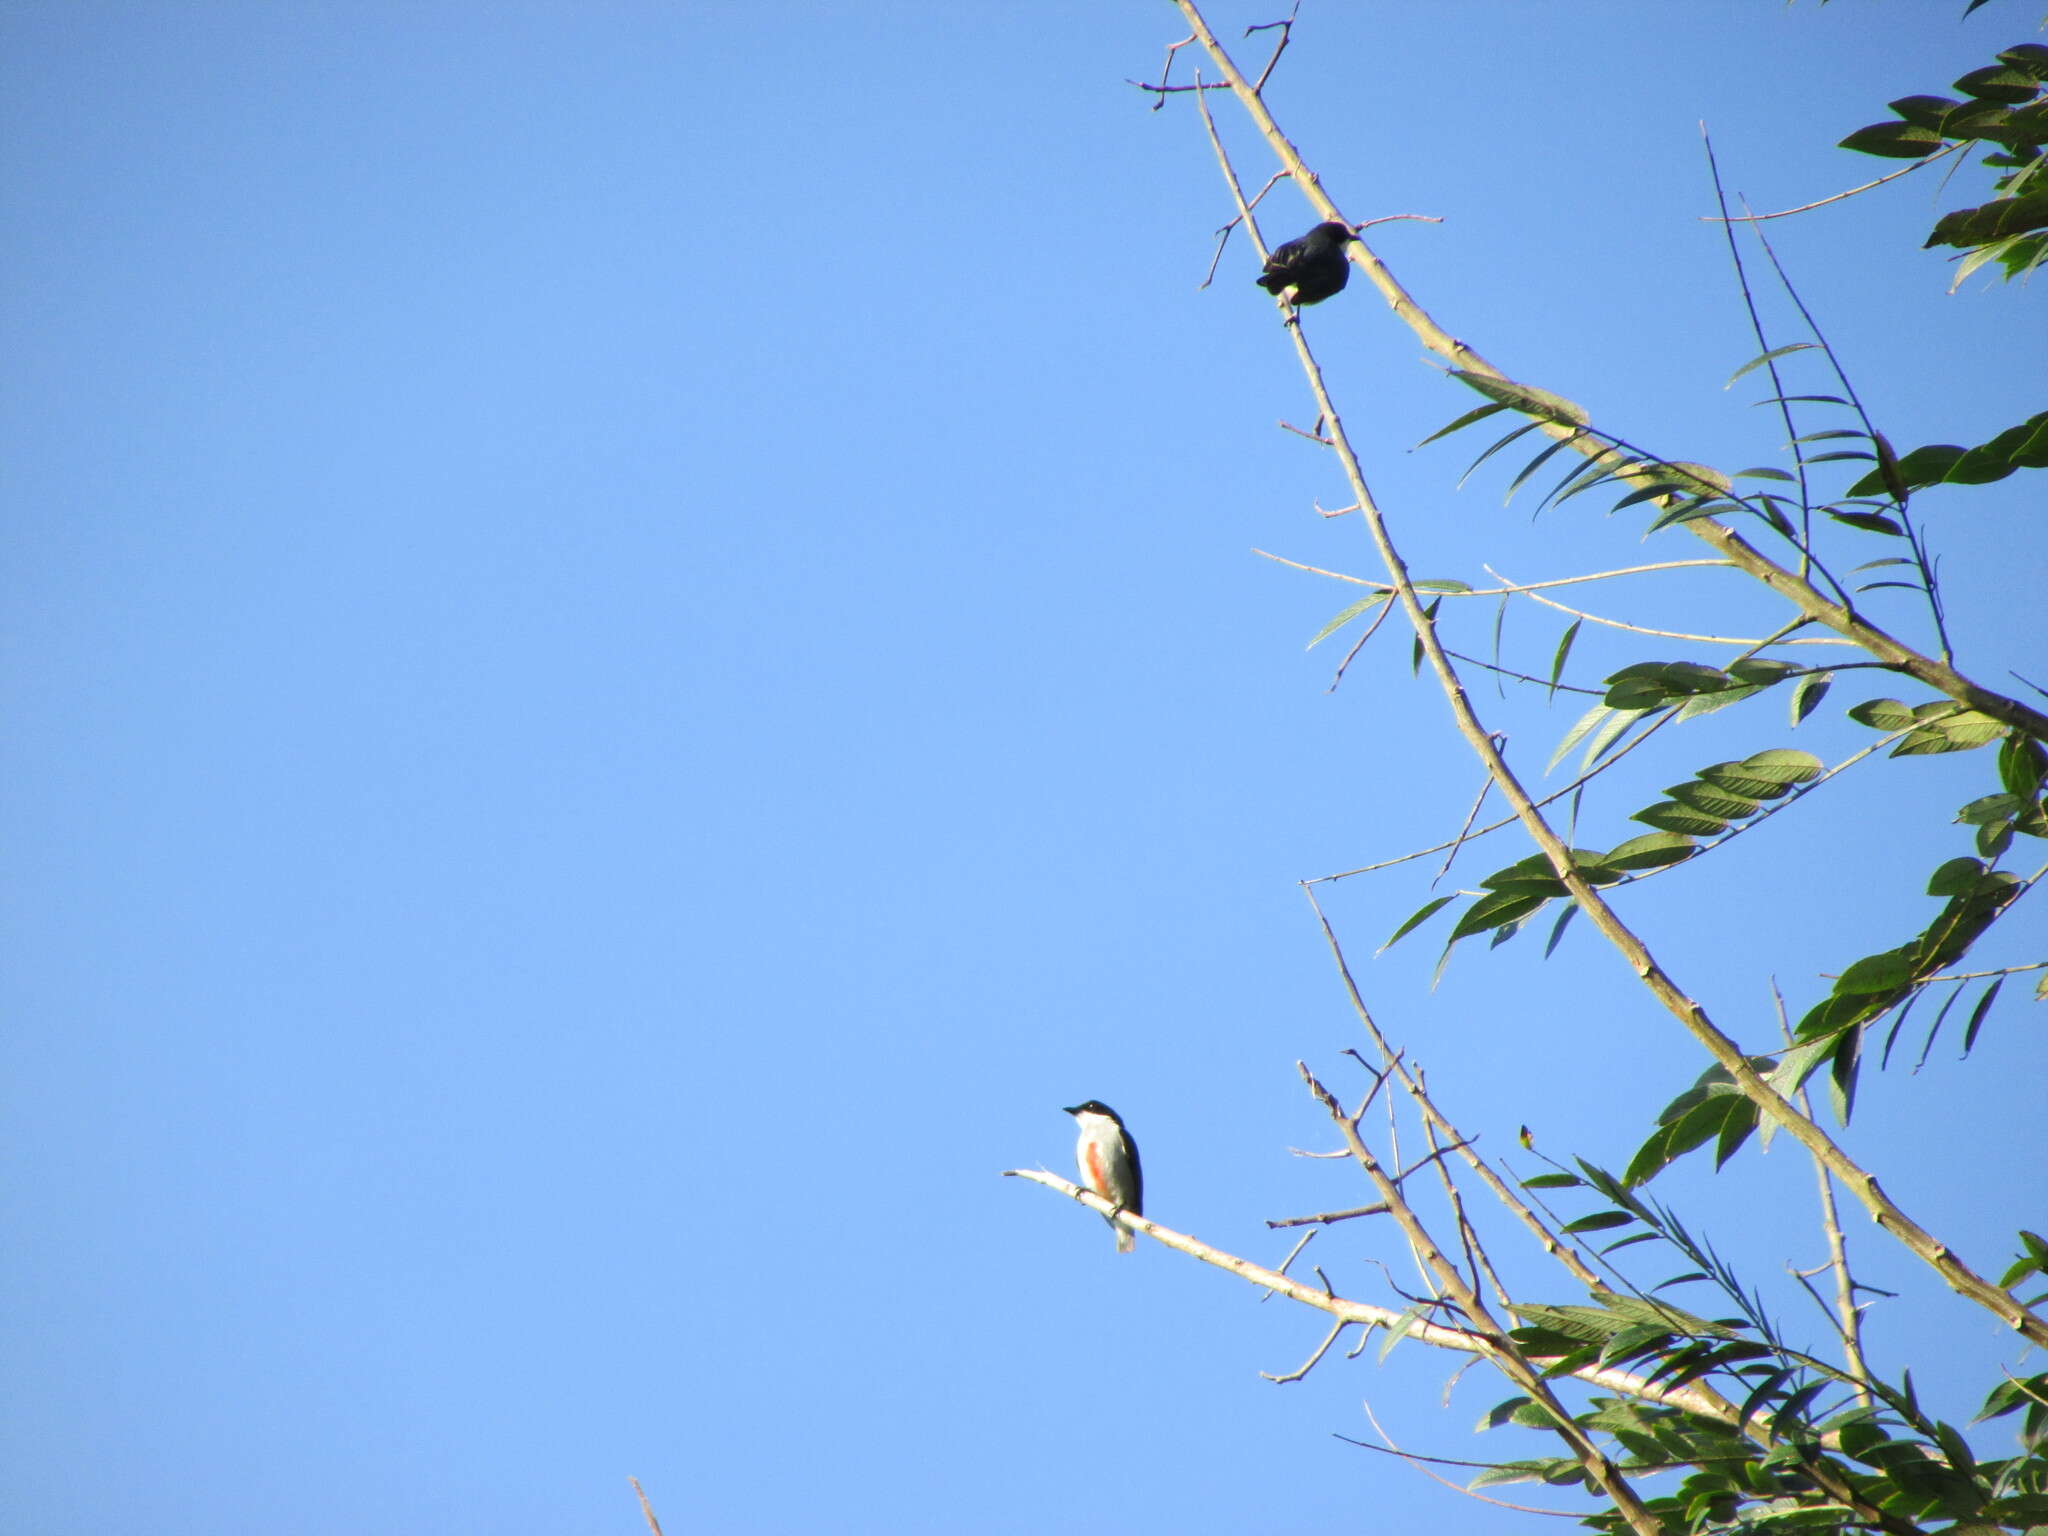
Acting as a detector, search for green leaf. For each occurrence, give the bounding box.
[1727,343,1817,386]
[1668,780,1761,821]
[1926,193,2048,251]
[1702,749,1822,797]
[1725,658,1799,687]
[1626,1092,1756,1186]
[1414,401,1507,448]
[1519,1173,1581,1190]
[1961,977,2003,1056]
[1672,685,1761,721]
[1927,856,1990,895]
[1632,801,1728,837]
[1887,94,1966,131]
[1458,421,1542,487]
[1839,120,1946,158]
[1848,698,1915,731]
[1548,618,1580,702]
[1448,370,1590,428]
[1735,466,1796,482]
[1954,63,2042,104]
[1602,661,1731,709]
[1827,510,1904,534]
[1541,902,1578,958]
[1835,946,1920,995]
[1562,1211,1635,1234]
[1306,593,1388,649]
[1504,435,1576,506]
[1580,705,1654,771]
[1789,672,1832,726]
[1382,895,1455,950]
[1548,702,1613,774]
[1603,832,1697,871]
[2000,44,2048,81]
[1449,887,1551,941]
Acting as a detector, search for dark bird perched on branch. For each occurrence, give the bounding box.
[1256,221,1356,308]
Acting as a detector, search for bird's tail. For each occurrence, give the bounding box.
[1112,1219,1135,1255]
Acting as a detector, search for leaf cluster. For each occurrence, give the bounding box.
[1482,1168,2048,1534]
[1839,42,2048,283]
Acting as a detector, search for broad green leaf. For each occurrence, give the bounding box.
[1887,93,1965,130]
[1848,698,1915,731]
[1604,660,1730,703]
[1789,671,1832,725]
[1836,946,1921,995]
[1625,1093,1754,1186]
[1839,120,1946,158]
[1925,193,2048,251]
[1673,684,1762,722]
[1449,887,1550,941]
[1765,1037,1836,1100]
[1726,658,1799,686]
[1603,832,1696,870]
[1632,801,1728,838]
[1927,856,1989,895]
[1702,749,1822,795]
[1954,63,2040,104]
[1669,780,1761,821]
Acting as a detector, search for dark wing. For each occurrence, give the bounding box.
[1255,234,1310,292]
[1125,1132,1143,1217]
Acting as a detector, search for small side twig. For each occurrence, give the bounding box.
[1261,1316,1354,1383]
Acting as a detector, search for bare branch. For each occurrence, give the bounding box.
[1699,141,1964,222]
[1261,1317,1354,1383]
[1004,1165,1750,1425]
[630,1478,665,1536]
[1268,1202,1390,1228]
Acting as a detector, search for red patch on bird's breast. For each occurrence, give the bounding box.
[1083,1143,1108,1195]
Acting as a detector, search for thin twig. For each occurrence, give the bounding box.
[1701,142,1963,222]
[1269,1202,1390,1228]
[1349,1401,1583,1517]
[630,1478,665,1536]
[1483,565,1861,647]
[1261,1316,1353,1383]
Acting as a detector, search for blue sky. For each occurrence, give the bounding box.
[5,4,2044,1533]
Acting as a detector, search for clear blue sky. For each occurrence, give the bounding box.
[5,4,2043,1533]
